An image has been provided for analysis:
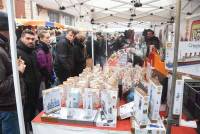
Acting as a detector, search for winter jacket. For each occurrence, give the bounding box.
[96,39,106,57]
[36,41,53,88]
[54,38,74,83]
[0,44,25,111]
[17,40,41,105]
[73,39,86,76]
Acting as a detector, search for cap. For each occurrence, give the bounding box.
[0,11,9,31]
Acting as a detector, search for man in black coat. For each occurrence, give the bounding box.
[0,11,26,134]
[96,33,106,67]
[73,34,86,76]
[145,29,160,57]
[54,29,76,83]
[17,29,41,133]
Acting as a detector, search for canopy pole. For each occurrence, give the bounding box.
[167,0,181,133]
[91,30,94,67]
[105,33,108,61]
[6,0,26,134]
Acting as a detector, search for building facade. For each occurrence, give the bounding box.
[0,0,25,18]
[0,0,75,26]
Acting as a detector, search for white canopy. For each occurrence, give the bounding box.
[32,0,200,30]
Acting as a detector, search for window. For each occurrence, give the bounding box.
[64,15,74,25]
[48,11,59,23]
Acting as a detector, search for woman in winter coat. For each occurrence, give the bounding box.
[36,30,54,89]
[36,30,54,111]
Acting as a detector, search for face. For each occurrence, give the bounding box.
[97,35,101,40]
[0,31,9,39]
[147,31,154,38]
[21,33,35,48]
[66,31,75,43]
[40,33,50,45]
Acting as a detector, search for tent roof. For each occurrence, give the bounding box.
[33,0,200,30]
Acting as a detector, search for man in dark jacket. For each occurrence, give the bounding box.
[145,29,160,57]
[17,29,41,133]
[73,34,86,76]
[96,33,106,67]
[0,11,26,134]
[54,29,76,83]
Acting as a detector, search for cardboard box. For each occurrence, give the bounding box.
[134,87,149,127]
[131,117,166,134]
[95,108,117,128]
[108,90,118,109]
[101,90,118,110]
[83,88,100,109]
[148,78,163,121]
[43,87,62,114]
[41,107,98,125]
[66,88,81,108]
[118,101,135,119]
[83,89,94,110]
[173,80,184,116]
[100,90,114,121]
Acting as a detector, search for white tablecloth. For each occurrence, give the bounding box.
[32,122,131,134]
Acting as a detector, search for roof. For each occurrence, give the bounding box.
[33,0,200,31]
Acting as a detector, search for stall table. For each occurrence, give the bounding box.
[32,111,198,134]
[32,112,132,134]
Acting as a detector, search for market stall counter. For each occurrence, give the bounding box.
[32,111,198,134]
[32,111,132,134]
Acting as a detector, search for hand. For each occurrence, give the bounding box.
[17,58,26,74]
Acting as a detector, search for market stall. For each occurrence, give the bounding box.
[30,62,198,134]
[3,0,200,134]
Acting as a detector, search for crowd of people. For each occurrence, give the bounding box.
[0,11,163,134]
[0,11,89,134]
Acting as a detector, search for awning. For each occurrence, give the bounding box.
[15,19,65,29]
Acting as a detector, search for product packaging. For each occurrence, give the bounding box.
[173,80,184,116]
[95,108,117,128]
[131,116,166,134]
[66,88,82,108]
[134,87,149,127]
[148,78,163,122]
[42,107,98,125]
[43,87,62,114]
[118,101,135,119]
